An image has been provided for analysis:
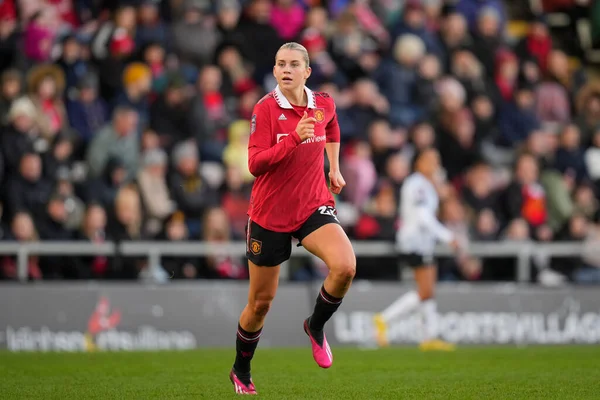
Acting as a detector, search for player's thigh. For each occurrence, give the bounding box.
[247,260,280,305]
[297,209,355,275]
[399,253,436,298]
[245,219,292,303]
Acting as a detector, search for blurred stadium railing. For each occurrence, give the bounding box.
[1,241,598,283]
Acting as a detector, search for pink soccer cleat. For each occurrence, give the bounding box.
[230,369,257,395]
[303,318,333,369]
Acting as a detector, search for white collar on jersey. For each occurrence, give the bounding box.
[273,84,317,109]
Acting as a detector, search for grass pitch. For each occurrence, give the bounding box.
[1,346,599,399]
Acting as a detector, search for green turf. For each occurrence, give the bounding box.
[1,346,599,399]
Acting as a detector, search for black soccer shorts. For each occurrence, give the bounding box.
[398,252,435,268]
[245,206,341,267]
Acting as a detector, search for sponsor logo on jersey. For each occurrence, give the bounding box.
[278,113,287,121]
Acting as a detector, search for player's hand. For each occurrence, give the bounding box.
[450,237,468,259]
[296,111,316,141]
[329,169,346,194]
[449,238,461,252]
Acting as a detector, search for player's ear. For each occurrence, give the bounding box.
[272,65,277,79]
[305,66,312,80]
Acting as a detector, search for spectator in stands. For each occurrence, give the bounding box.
[168,141,219,237]
[108,185,145,279]
[1,212,42,280]
[74,204,110,279]
[347,78,389,140]
[500,153,548,231]
[373,34,423,127]
[24,8,57,65]
[222,119,252,184]
[471,208,500,241]
[36,192,74,240]
[43,130,76,182]
[150,74,193,150]
[439,197,482,281]
[352,180,398,280]
[26,64,68,141]
[3,153,52,224]
[113,62,152,131]
[414,54,442,118]
[171,1,219,67]
[135,0,169,50]
[66,73,109,153]
[137,148,175,237]
[546,49,586,105]
[189,64,231,162]
[471,6,504,80]
[515,15,552,74]
[86,105,139,180]
[216,0,244,51]
[0,69,23,125]
[219,164,251,240]
[271,0,305,41]
[405,121,436,163]
[438,108,481,180]
[498,83,539,148]
[199,207,247,279]
[461,162,499,217]
[584,129,600,186]
[0,4,18,73]
[455,0,506,34]
[85,157,130,209]
[572,183,598,221]
[367,119,395,175]
[90,5,136,62]
[142,42,169,98]
[160,211,199,279]
[341,141,377,209]
[97,27,136,101]
[553,124,589,184]
[0,97,46,176]
[575,83,600,146]
[36,193,80,279]
[57,34,93,93]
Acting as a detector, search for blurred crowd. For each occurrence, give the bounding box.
[0,0,598,284]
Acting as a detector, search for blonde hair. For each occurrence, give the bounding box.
[277,42,310,68]
[115,185,142,238]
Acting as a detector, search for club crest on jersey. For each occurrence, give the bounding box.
[250,114,256,134]
[314,108,325,123]
[250,238,262,255]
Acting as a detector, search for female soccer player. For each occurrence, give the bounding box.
[229,42,356,395]
[373,148,462,351]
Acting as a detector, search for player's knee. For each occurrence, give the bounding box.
[331,256,356,283]
[250,298,273,318]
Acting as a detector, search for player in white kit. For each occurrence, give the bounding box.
[373,148,462,351]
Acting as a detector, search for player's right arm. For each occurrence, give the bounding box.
[247,103,316,177]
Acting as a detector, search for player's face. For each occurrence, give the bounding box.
[273,49,311,89]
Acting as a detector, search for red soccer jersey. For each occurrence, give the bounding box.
[247,85,341,232]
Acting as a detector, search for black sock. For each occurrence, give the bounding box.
[233,324,262,378]
[309,285,343,334]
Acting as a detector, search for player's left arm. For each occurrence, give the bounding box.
[324,100,345,194]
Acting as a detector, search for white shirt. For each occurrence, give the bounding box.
[396,172,454,255]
